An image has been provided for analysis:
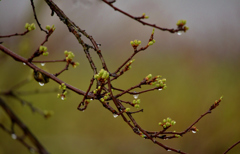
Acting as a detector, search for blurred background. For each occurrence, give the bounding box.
[0,0,240,153]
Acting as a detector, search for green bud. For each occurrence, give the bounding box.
[145,16,149,19]
[148,41,153,46]
[134,40,138,44]
[163,85,167,90]
[152,28,155,34]
[163,124,166,128]
[102,71,108,79]
[30,23,36,30]
[137,40,141,45]
[25,23,30,29]
[39,46,44,51]
[158,122,162,126]
[166,122,171,127]
[171,121,176,125]
[104,95,108,100]
[99,69,105,77]
[133,100,136,104]
[162,78,166,82]
[142,13,146,16]
[167,117,171,122]
[98,86,101,90]
[136,99,141,104]
[100,98,105,102]
[220,96,223,100]
[42,52,49,56]
[64,50,68,55]
[63,91,67,95]
[152,39,156,43]
[46,25,51,31]
[94,74,99,79]
[27,26,32,31]
[43,46,47,52]
[57,94,61,98]
[125,108,130,112]
[134,104,140,108]
[130,41,134,45]
[184,26,189,32]
[163,119,166,123]
[93,89,97,94]
[51,25,56,31]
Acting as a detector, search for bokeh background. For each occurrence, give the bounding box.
[0,0,240,154]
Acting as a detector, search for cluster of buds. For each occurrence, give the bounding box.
[64,50,75,62]
[39,45,49,56]
[145,74,167,90]
[64,50,79,68]
[43,110,54,118]
[133,99,141,108]
[57,83,67,100]
[46,25,56,32]
[190,126,199,133]
[158,117,176,129]
[130,39,141,49]
[25,23,36,31]
[94,69,109,82]
[176,20,189,32]
[142,13,149,19]
[123,59,135,72]
[147,39,156,46]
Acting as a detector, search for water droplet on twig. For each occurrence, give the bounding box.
[61,96,65,100]
[133,94,139,99]
[167,149,171,151]
[23,63,26,65]
[39,82,44,86]
[41,63,45,66]
[29,148,35,153]
[177,31,182,36]
[192,130,196,134]
[158,88,162,91]
[11,133,17,140]
[113,114,118,118]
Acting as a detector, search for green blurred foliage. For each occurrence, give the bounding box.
[1,0,240,154]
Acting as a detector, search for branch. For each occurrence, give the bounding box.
[224,140,240,154]
[102,0,185,33]
[0,98,49,154]
[0,44,94,99]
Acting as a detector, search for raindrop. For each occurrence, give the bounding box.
[39,82,44,86]
[11,133,17,140]
[113,114,118,118]
[90,99,93,101]
[29,148,35,153]
[158,88,162,91]
[41,63,45,66]
[23,63,26,65]
[167,149,171,152]
[192,130,196,134]
[61,96,65,100]
[177,31,182,36]
[133,94,139,99]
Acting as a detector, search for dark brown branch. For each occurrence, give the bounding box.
[102,0,185,33]
[30,0,48,34]
[0,30,29,38]
[224,140,240,154]
[0,44,94,99]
